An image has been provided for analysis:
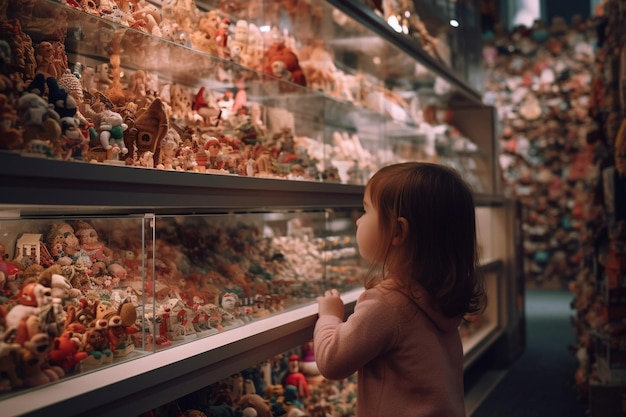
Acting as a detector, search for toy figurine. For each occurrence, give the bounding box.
[263,42,306,87]
[95,108,129,159]
[82,319,113,365]
[205,136,225,171]
[48,330,88,373]
[17,88,61,143]
[0,328,23,390]
[5,282,49,329]
[299,339,322,385]
[15,314,65,387]
[282,354,309,399]
[73,220,113,265]
[220,291,245,326]
[214,17,232,58]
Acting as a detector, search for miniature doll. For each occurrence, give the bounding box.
[205,136,225,170]
[73,220,113,265]
[220,291,244,326]
[282,354,309,399]
[5,282,51,329]
[299,339,322,385]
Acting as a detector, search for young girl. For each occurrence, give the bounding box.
[314,162,486,417]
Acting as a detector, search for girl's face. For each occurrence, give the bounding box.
[356,189,381,263]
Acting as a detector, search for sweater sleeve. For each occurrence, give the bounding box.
[313,290,397,380]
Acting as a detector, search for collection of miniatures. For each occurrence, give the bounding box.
[0,0,494,407]
[142,342,358,417]
[483,15,601,288]
[0,0,486,189]
[0,213,363,393]
[483,6,626,402]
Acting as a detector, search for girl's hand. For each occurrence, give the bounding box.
[317,289,344,319]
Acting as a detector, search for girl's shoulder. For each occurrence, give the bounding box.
[359,280,419,309]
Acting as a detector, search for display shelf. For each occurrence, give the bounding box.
[325,0,482,106]
[1,289,360,417]
[2,0,498,193]
[0,151,365,215]
[0,0,520,415]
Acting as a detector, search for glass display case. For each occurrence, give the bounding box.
[0,0,520,416]
[1,0,497,194]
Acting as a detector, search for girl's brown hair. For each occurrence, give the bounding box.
[364,162,485,317]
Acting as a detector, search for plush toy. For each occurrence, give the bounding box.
[46,76,77,119]
[58,115,88,160]
[189,10,221,55]
[0,329,23,390]
[5,282,49,329]
[263,43,306,86]
[82,318,113,365]
[239,394,272,417]
[96,108,128,156]
[48,330,88,373]
[16,89,61,143]
[15,315,65,387]
[92,298,137,354]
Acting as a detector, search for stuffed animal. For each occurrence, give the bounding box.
[92,298,137,354]
[15,315,65,387]
[263,43,306,86]
[16,90,61,143]
[96,108,128,156]
[82,318,113,365]
[48,330,88,373]
[5,282,49,329]
[0,328,23,390]
[46,76,77,119]
[239,394,272,417]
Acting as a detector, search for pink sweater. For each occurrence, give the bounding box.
[314,280,465,417]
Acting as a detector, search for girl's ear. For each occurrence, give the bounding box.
[392,217,409,246]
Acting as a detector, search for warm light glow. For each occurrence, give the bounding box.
[449,19,460,28]
[372,56,381,65]
[387,16,402,33]
[259,25,271,32]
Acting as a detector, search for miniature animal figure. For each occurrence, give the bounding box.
[264,43,306,86]
[48,331,88,373]
[96,109,129,156]
[16,91,61,143]
[15,316,64,387]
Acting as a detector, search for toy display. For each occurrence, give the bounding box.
[0,0,490,191]
[482,3,626,406]
[144,343,358,417]
[0,0,503,414]
[0,210,363,395]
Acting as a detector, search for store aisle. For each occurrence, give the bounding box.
[470,289,588,417]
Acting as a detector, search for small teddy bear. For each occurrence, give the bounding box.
[263,42,306,87]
